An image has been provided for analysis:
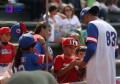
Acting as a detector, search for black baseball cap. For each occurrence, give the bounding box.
[80,6,99,20]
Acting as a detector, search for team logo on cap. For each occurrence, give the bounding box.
[16,29,21,34]
[81,12,85,16]
[69,40,78,46]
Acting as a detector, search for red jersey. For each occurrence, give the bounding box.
[54,55,79,83]
[0,42,16,63]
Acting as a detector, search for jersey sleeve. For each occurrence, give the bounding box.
[37,54,52,64]
[86,23,98,44]
[35,41,44,54]
[54,55,63,70]
[83,23,98,63]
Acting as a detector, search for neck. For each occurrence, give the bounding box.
[2,42,8,45]
[67,16,71,19]
[64,54,73,58]
[92,16,98,20]
[50,14,54,18]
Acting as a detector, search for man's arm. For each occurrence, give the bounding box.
[79,23,98,67]
[115,38,119,58]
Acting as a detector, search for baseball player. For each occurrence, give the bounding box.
[54,37,80,83]
[79,6,119,84]
[13,33,52,72]
[0,27,16,79]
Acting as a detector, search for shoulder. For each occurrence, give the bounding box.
[88,22,98,29]
[72,15,78,18]
[33,34,40,40]
[55,14,60,17]
[55,55,63,58]
[8,42,14,45]
[25,52,38,57]
[54,15,62,20]
[8,42,15,47]
[89,19,103,25]
[72,15,79,20]
[54,55,64,60]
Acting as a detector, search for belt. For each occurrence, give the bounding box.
[0,64,8,67]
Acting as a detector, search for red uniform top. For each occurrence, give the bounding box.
[0,42,16,63]
[54,55,79,83]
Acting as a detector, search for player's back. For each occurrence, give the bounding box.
[12,52,39,73]
[88,19,117,84]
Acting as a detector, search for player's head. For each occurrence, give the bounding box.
[14,33,36,67]
[62,3,74,18]
[80,6,99,24]
[19,33,36,50]
[0,27,11,42]
[11,22,27,39]
[34,21,51,39]
[48,2,58,15]
[62,37,78,56]
[75,46,87,59]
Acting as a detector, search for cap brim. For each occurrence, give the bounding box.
[64,44,79,47]
[87,6,99,16]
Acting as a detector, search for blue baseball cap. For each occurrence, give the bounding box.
[11,22,27,39]
[80,6,99,21]
[19,33,36,49]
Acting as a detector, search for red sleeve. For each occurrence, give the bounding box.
[37,54,45,64]
[44,56,52,63]
[37,54,52,64]
[54,55,63,70]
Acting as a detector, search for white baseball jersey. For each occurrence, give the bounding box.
[86,19,118,84]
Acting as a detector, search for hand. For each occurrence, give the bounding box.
[79,60,86,68]
[69,59,81,68]
[76,59,82,67]
[37,35,46,44]
[57,12,67,19]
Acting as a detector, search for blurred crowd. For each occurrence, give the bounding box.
[7,0,120,22]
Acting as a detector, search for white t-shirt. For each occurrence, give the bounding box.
[61,15,81,33]
[43,14,62,42]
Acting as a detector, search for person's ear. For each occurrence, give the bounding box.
[40,28,45,33]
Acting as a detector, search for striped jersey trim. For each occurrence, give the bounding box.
[86,36,97,44]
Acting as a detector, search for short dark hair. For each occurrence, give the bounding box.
[75,47,87,55]
[48,3,58,13]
